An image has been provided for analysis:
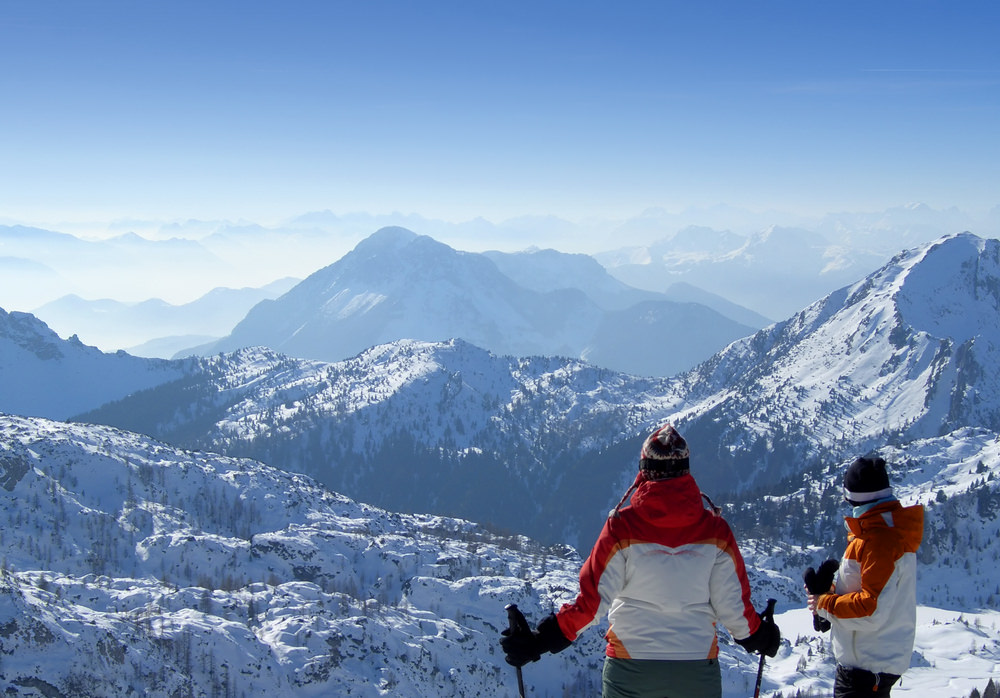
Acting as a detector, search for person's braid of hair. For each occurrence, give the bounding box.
[610,473,643,518]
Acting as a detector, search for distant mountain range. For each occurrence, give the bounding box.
[482,245,772,338]
[4,201,990,354]
[596,224,891,319]
[74,340,673,549]
[0,224,226,311]
[32,277,299,357]
[201,227,759,377]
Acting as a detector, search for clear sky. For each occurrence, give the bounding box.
[2,0,999,229]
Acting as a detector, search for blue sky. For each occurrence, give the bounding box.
[2,0,999,228]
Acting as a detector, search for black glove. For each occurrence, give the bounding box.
[500,613,571,667]
[736,612,780,658]
[803,559,839,632]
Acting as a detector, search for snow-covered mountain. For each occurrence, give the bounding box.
[0,413,606,697]
[202,227,756,378]
[597,224,890,320]
[0,308,192,419]
[32,277,299,357]
[73,232,1000,538]
[76,340,682,549]
[75,232,1000,561]
[207,226,603,362]
[671,232,1000,491]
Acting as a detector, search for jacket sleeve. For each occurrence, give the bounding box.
[708,519,760,641]
[555,517,627,641]
[816,534,900,630]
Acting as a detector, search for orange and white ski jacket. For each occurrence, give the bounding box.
[554,473,761,660]
[816,500,924,676]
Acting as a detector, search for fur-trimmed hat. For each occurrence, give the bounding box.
[639,424,690,479]
[843,456,893,505]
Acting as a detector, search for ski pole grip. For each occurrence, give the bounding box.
[505,603,531,637]
[761,598,777,623]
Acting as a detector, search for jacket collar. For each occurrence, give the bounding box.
[845,500,924,553]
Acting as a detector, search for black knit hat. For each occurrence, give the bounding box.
[639,424,690,479]
[843,456,893,505]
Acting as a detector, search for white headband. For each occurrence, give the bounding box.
[844,486,893,503]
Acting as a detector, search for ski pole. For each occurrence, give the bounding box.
[753,598,777,698]
[504,603,529,698]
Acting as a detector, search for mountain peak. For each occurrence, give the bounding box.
[358,226,421,250]
[0,307,66,361]
[892,232,998,342]
[347,227,460,268]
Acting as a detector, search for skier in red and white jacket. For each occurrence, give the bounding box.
[501,424,780,698]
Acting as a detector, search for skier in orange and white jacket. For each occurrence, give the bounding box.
[807,456,924,698]
[501,424,780,698]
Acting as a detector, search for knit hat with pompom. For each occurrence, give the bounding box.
[639,424,690,480]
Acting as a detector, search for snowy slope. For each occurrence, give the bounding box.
[0,308,192,419]
[761,606,1000,698]
[0,413,607,697]
[673,232,1000,490]
[3,416,998,697]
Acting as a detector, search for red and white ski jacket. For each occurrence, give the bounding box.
[554,473,761,660]
[816,500,924,676]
